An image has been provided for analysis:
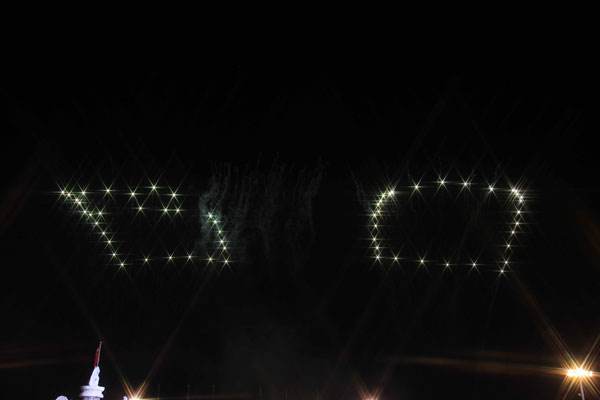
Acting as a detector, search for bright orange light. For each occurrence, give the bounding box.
[567,367,594,377]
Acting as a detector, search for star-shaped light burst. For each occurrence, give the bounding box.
[368,175,528,276]
[57,180,233,271]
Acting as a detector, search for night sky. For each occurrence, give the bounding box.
[1,65,597,399]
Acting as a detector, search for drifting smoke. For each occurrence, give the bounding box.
[197,160,325,271]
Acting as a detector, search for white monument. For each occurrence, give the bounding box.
[55,342,129,400]
[80,342,105,400]
[54,342,105,400]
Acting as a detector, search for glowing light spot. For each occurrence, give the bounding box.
[489,185,494,191]
[567,368,594,377]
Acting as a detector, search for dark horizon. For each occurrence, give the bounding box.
[1,65,598,399]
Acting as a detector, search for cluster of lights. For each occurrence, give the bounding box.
[58,182,233,269]
[60,188,126,268]
[369,178,527,276]
[85,184,187,215]
[206,212,231,270]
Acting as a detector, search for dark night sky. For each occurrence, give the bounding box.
[0,64,598,399]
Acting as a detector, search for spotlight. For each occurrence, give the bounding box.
[567,368,593,377]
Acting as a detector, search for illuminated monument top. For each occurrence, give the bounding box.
[55,342,123,400]
[79,342,105,400]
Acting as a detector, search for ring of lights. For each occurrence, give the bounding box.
[369,178,527,275]
[58,183,232,270]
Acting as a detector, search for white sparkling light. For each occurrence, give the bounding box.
[567,368,594,377]
[59,183,233,268]
[367,177,528,275]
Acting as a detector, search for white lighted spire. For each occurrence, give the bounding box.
[80,342,105,400]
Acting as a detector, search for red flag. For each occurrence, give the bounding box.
[93,341,102,367]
